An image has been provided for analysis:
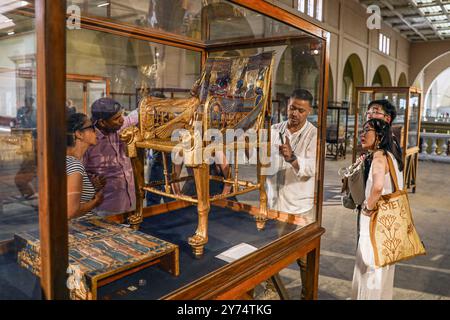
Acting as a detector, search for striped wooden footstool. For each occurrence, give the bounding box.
[15,216,179,300]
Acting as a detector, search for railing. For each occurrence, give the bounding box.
[420,132,450,163]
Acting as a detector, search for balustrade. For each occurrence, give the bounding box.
[420,132,450,163]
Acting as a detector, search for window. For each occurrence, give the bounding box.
[307,0,314,17]
[298,0,323,21]
[316,0,323,21]
[298,0,305,13]
[378,33,390,55]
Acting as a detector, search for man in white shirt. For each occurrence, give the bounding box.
[266,89,317,215]
[264,89,318,299]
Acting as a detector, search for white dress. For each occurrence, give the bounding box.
[351,152,404,300]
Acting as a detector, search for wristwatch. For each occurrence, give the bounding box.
[362,200,377,215]
[286,154,297,163]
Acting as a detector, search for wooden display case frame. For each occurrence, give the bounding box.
[66,74,111,114]
[353,86,423,193]
[13,0,330,300]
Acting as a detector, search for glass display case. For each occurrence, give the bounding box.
[354,87,423,193]
[66,74,110,114]
[326,102,349,160]
[0,0,330,300]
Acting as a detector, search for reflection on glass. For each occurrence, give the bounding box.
[355,92,372,148]
[0,5,40,299]
[87,82,108,114]
[211,37,323,230]
[66,78,108,114]
[326,104,348,159]
[66,81,84,113]
[67,28,201,113]
[79,0,305,43]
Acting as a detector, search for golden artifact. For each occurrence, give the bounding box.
[0,129,34,163]
[370,155,426,268]
[121,52,275,257]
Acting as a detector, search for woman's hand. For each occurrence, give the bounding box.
[92,175,106,191]
[93,191,104,207]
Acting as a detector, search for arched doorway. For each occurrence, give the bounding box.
[398,73,408,87]
[372,65,392,87]
[425,67,450,118]
[342,54,365,110]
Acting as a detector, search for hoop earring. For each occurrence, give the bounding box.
[374,137,381,150]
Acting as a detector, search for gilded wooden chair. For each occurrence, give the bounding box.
[121,52,275,257]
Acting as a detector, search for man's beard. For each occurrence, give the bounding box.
[288,118,300,126]
[99,125,120,134]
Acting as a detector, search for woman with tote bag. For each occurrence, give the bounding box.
[351,118,404,300]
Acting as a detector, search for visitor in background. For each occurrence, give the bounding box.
[14,95,37,201]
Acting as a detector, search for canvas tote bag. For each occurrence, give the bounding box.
[370,155,426,268]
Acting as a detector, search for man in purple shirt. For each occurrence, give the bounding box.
[84,98,138,217]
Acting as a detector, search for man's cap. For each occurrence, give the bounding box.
[91,97,123,121]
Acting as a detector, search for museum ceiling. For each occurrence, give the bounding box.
[359,0,450,41]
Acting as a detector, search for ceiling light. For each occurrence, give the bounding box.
[0,1,29,14]
[428,15,447,22]
[0,13,15,30]
[419,6,442,15]
[97,2,110,7]
[7,31,14,35]
[435,22,450,29]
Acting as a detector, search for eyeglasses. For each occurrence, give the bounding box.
[365,110,387,117]
[359,128,375,136]
[79,124,96,132]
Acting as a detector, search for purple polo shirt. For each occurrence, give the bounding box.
[83,111,138,216]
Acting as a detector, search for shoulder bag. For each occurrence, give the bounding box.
[370,155,426,268]
[340,160,366,209]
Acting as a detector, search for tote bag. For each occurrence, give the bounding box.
[370,155,426,268]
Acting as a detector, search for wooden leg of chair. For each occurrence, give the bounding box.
[128,148,145,229]
[189,164,210,257]
[256,142,268,231]
[162,152,172,194]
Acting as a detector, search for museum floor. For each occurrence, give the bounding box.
[258,157,450,300]
[1,157,449,300]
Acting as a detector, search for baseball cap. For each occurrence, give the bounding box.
[91,97,123,121]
